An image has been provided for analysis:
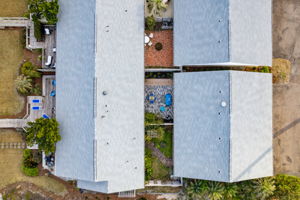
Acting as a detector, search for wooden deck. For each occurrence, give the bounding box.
[42,75,56,118]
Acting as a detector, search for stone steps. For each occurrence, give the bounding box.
[0,142,26,149]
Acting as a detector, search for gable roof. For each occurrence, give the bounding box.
[173,71,273,182]
[174,0,272,66]
[55,0,144,193]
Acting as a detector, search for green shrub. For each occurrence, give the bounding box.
[138,198,147,200]
[25,118,61,154]
[28,0,59,24]
[21,61,41,78]
[23,149,38,168]
[145,148,153,181]
[31,84,42,95]
[145,112,163,126]
[22,165,39,177]
[273,174,300,200]
[145,16,156,31]
[20,29,27,49]
[155,42,163,51]
[22,149,39,177]
[15,75,32,95]
[34,20,43,42]
[260,66,271,73]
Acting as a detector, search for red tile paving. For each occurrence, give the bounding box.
[145,30,173,67]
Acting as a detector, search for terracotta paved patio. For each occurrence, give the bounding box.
[145,30,173,67]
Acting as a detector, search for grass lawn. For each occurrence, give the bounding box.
[152,126,173,158]
[0,129,67,196]
[0,0,28,17]
[151,157,171,180]
[0,29,25,116]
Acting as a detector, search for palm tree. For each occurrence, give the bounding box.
[205,182,225,200]
[147,0,168,17]
[186,180,203,199]
[223,183,238,200]
[15,75,32,95]
[252,178,275,200]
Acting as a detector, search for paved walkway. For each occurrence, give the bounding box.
[0,96,44,128]
[27,20,45,49]
[146,142,173,167]
[0,17,30,27]
[0,17,45,49]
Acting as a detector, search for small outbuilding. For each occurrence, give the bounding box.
[174,0,272,66]
[173,71,273,182]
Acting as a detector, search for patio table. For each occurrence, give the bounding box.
[145,35,150,44]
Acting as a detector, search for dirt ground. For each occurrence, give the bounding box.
[0,29,25,117]
[273,0,300,176]
[0,0,28,17]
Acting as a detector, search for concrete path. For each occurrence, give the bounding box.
[146,142,173,167]
[273,0,300,176]
[0,17,30,27]
[27,20,45,49]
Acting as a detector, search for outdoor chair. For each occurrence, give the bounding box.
[45,56,52,66]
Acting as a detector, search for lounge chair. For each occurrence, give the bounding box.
[32,106,41,110]
[42,114,49,119]
[50,90,56,97]
[45,56,52,66]
[32,99,40,103]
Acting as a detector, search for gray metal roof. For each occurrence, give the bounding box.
[174,0,272,67]
[173,71,273,182]
[55,0,96,182]
[55,0,144,193]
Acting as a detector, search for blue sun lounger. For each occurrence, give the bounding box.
[32,99,40,103]
[50,90,56,97]
[42,114,50,119]
[32,106,41,110]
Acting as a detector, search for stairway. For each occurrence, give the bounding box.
[0,142,26,149]
[118,190,136,198]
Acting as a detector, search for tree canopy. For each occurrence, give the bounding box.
[15,75,32,95]
[184,174,300,200]
[28,0,59,24]
[25,118,61,154]
[21,61,41,78]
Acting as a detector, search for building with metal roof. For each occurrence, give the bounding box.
[54,0,144,193]
[173,71,273,182]
[174,0,272,67]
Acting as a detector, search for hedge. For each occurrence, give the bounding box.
[22,165,39,177]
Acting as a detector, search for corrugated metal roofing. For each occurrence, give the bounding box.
[174,71,273,182]
[174,0,272,66]
[55,0,144,193]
